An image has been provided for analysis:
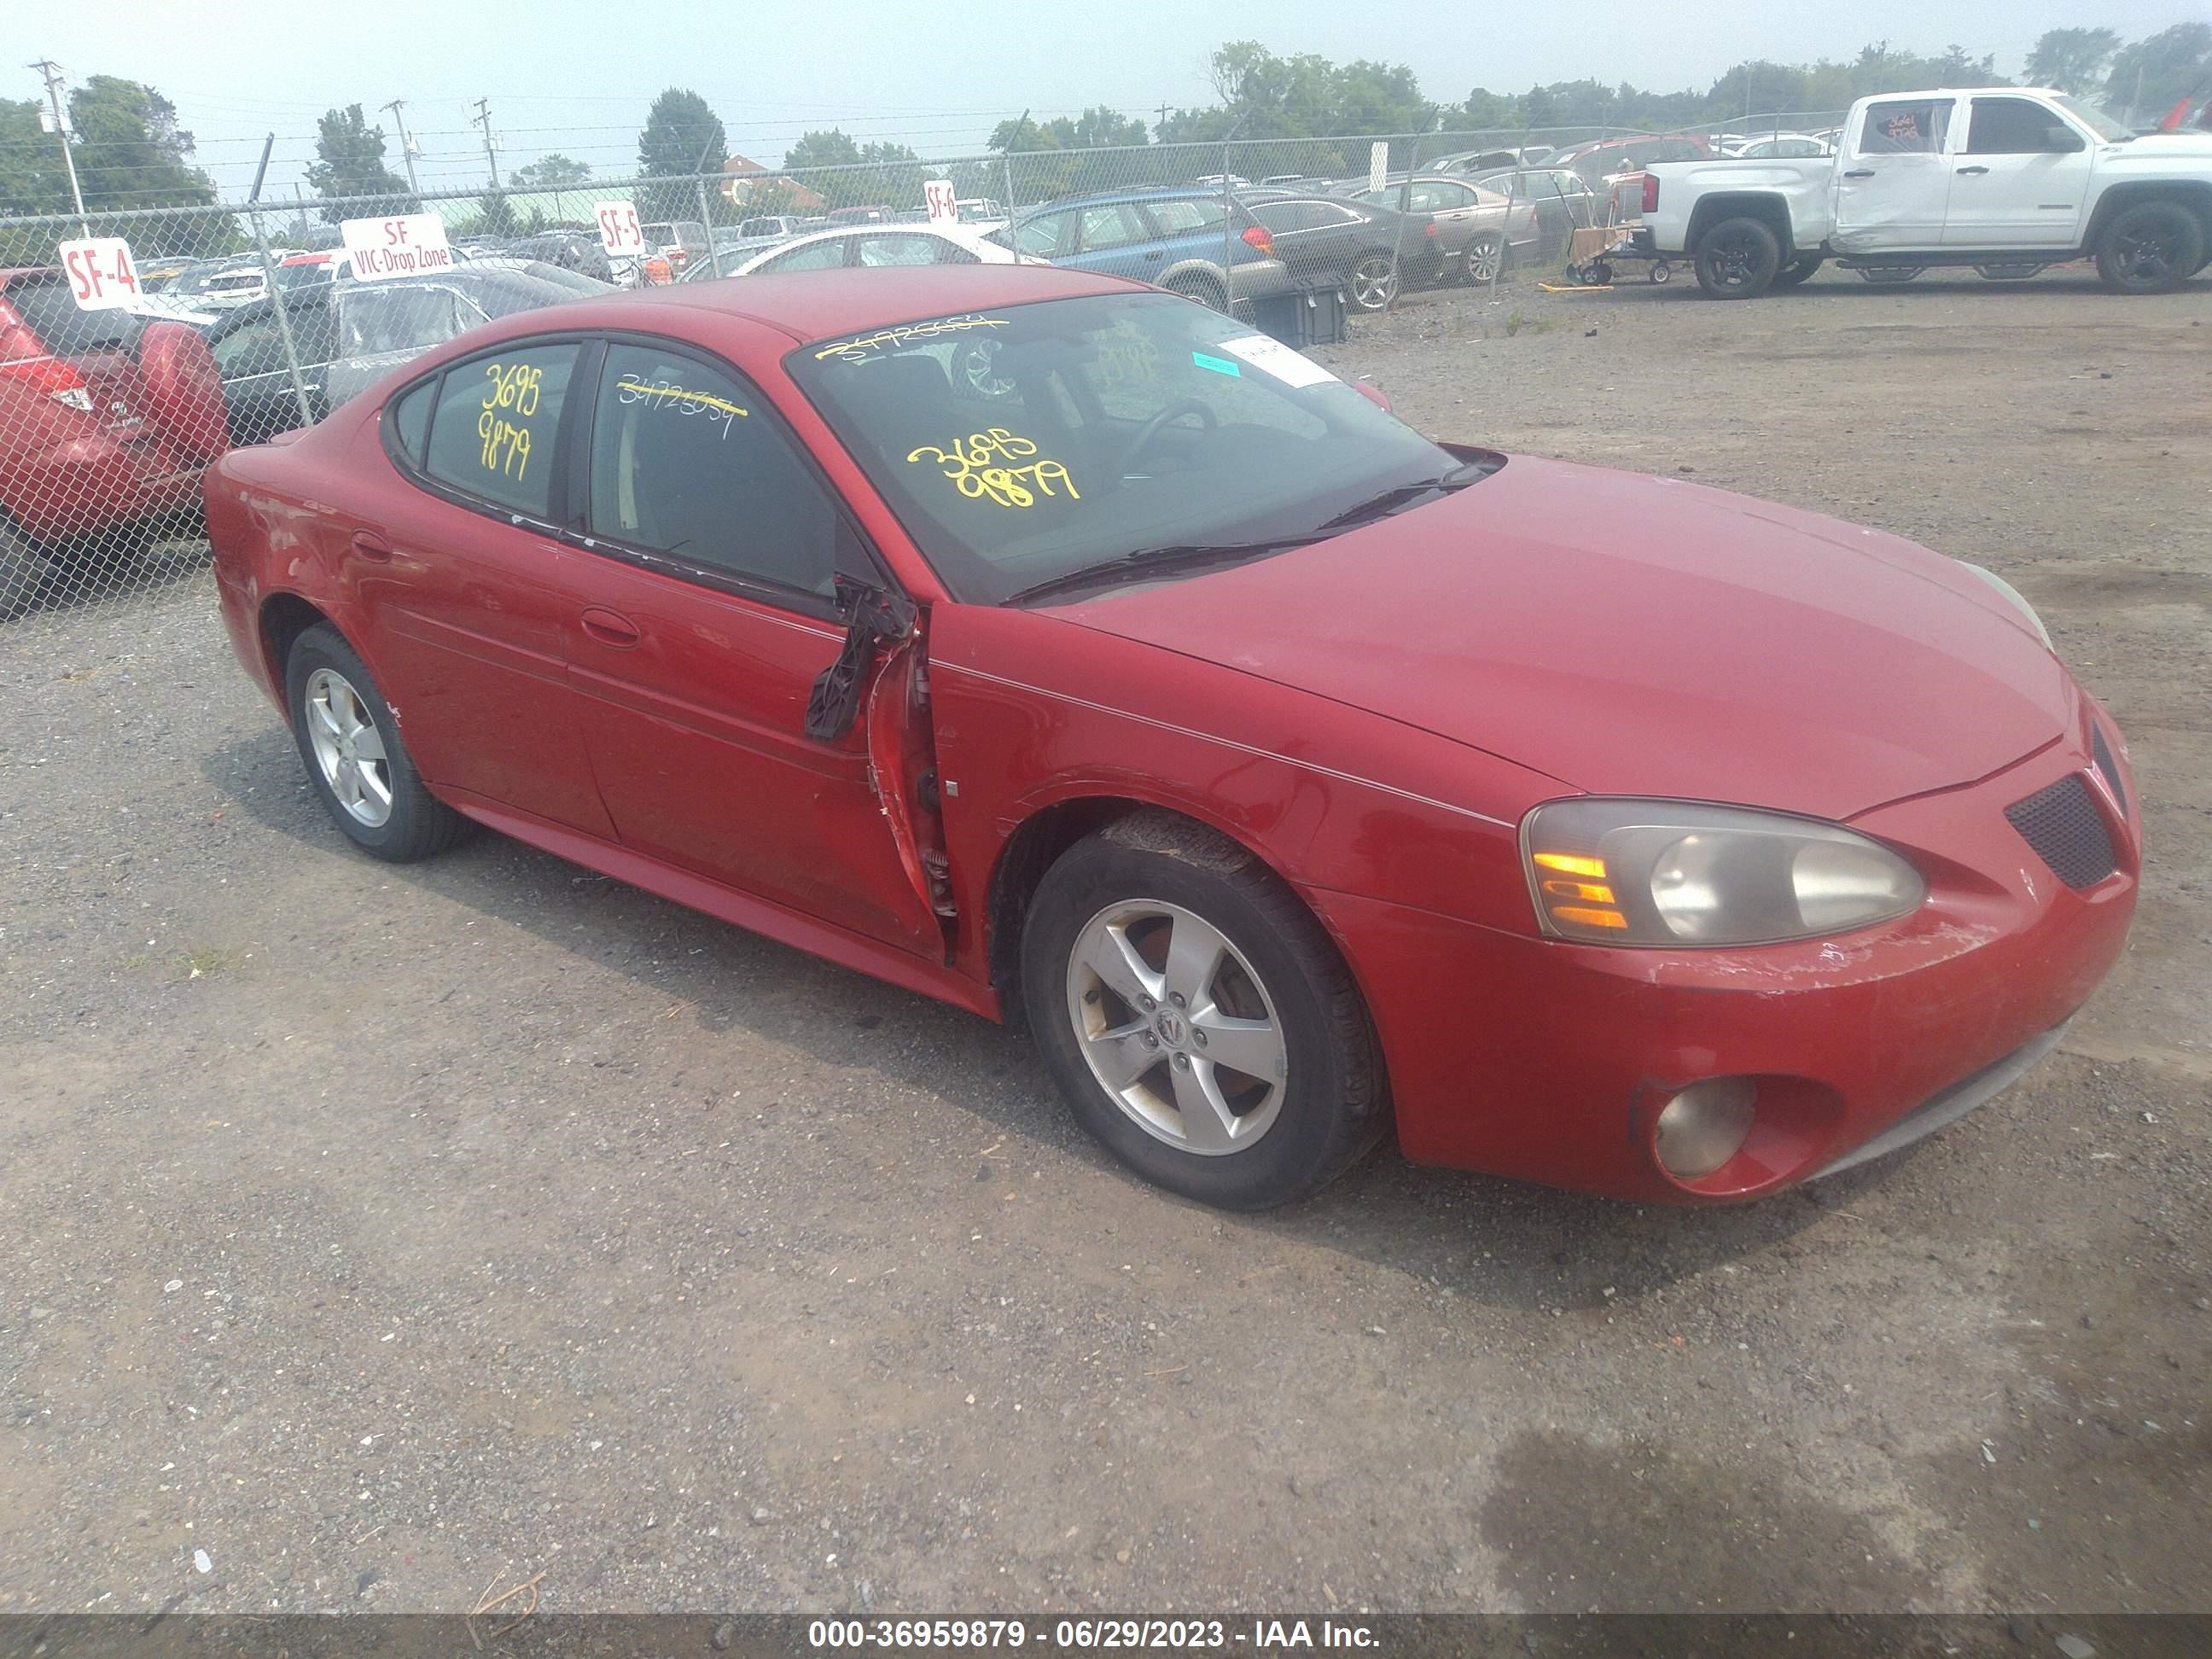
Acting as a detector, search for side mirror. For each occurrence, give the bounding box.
[1353,375,1394,414]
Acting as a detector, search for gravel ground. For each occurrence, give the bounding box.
[2,264,2208,1619]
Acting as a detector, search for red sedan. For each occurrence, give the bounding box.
[203,266,2138,1209]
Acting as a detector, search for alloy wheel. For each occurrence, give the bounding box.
[1348,256,1398,311]
[303,667,393,828]
[2113,225,2180,285]
[1063,899,1289,1155]
[1707,230,1761,290]
[1463,236,1503,284]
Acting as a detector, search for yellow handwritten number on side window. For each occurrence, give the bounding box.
[906,428,1077,509]
[475,361,542,483]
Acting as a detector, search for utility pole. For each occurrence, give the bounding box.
[471,97,499,187]
[28,58,89,235]
[382,99,421,193]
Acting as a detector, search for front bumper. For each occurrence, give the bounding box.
[1314,714,2139,1203]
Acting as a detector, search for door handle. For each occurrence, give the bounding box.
[579,607,641,648]
[1843,168,1876,179]
[1956,165,1990,175]
[1144,249,1162,261]
[350,530,392,561]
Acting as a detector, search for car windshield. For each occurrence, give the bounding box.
[786,292,1454,605]
[340,286,463,355]
[2052,96,2132,141]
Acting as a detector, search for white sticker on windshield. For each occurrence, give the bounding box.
[1218,335,1337,389]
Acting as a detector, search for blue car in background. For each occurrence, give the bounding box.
[1009,188,1295,312]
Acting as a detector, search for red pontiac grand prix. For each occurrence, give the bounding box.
[204,266,2139,1210]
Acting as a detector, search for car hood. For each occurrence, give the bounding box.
[1045,455,2073,821]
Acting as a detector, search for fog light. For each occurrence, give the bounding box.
[1655,1078,1758,1178]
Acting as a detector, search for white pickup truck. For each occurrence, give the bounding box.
[1639,86,2212,298]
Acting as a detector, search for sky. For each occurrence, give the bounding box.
[17,0,2204,203]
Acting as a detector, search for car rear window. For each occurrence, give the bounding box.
[5,274,146,359]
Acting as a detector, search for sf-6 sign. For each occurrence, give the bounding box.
[58,237,143,310]
[341,212,454,281]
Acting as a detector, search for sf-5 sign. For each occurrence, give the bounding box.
[341,212,455,281]
[58,237,143,310]
[595,201,645,256]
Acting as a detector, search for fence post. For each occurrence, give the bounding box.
[695,174,717,247]
[1001,150,1016,219]
[247,133,316,430]
[1221,134,1236,318]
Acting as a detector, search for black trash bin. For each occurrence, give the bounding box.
[1251,285,1348,349]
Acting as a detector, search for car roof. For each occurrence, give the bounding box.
[511,265,1134,343]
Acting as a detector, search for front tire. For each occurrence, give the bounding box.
[2095,201,2205,295]
[284,623,470,862]
[1021,812,1387,1209]
[1694,216,1783,298]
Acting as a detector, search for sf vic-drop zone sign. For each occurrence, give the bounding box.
[341,212,455,280]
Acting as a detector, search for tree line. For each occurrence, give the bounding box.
[4,21,2207,247]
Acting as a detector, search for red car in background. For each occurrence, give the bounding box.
[203,267,2137,1210]
[1,266,229,619]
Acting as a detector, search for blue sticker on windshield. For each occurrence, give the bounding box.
[1190,352,1241,377]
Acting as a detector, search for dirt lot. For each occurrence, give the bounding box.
[3,265,2208,1619]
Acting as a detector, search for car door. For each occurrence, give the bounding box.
[1409,179,1480,257]
[558,331,947,954]
[1249,201,1338,286]
[1070,202,1161,282]
[1944,96,2095,247]
[1834,97,1957,253]
[353,338,618,835]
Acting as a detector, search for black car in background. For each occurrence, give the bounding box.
[1239,193,1445,311]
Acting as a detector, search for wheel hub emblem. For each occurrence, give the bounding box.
[1154,1010,1186,1048]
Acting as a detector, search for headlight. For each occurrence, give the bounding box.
[1959,562,2051,648]
[1521,799,1925,946]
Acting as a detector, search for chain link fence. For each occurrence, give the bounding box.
[0,118,1844,624]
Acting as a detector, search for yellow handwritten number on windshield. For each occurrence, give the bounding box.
[906,428,1078,509]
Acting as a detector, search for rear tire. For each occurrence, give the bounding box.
[1459,233,1507,286]
[1693,216,1782,298]
[1021,812,1388,1210]
[1347,253,1400,311]
[1773,255,1825,288]
[0,516,44,623]
[284,623,471,862]
[2094,201,2205,295]
[1165,275,1228,312]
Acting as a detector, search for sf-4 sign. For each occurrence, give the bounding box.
[596,201,645,256]
[341,212,454,281]
[58,237,143,310]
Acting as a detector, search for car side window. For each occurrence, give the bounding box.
[1967,98,2082,154]
[1859,100,1953,155]
[762,237,851,273]
[212,314,288,375]
[586,341,839,599]
[854,235,939,267]
[1144,198,1225,236]
[387,379,434,465]
[420,341,581,518]
[1015,212,1076,259]
[1077,204,1150,252]
[1253,201,1324,234]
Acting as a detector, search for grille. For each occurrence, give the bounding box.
[2005,773,2118,890]
[2090,724,2127,818]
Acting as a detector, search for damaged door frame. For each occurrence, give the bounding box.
[808,575,960,963]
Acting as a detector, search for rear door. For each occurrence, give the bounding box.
[1071,202,1161,282]
[559,331,948,953]
[354,338,617,835]
[1944,96,2095,247]
[1834,97,1957,252]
